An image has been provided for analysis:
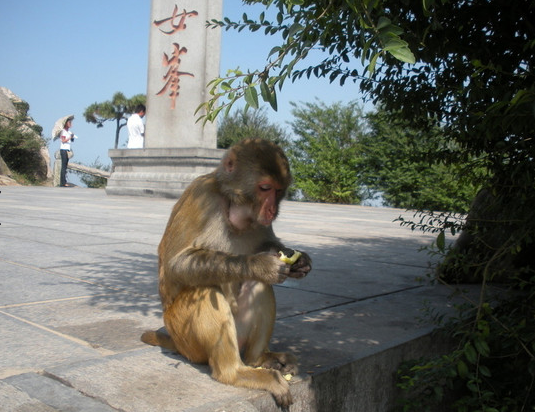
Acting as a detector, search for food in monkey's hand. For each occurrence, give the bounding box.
[279,249,302,265]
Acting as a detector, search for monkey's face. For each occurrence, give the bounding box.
[227,177,283,230]
[256,178,284,226]
[217,138,291,231]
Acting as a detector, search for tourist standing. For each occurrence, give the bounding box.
[59,116,77,187]
[127,104,146,149]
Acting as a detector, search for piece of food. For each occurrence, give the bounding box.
[279,250,302,265]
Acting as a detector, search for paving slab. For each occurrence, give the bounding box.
[0,311,103,378]
[0,186,470,411]
[0,380,59,412]
[5,373,115,412]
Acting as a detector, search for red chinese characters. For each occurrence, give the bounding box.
[156,43,194,109]
[153,5,198,109]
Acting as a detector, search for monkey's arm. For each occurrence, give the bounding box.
[164,246,289,287]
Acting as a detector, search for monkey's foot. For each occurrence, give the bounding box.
[256,366,293,381]
[255,351,298,375]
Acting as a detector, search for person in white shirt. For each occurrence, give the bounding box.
[59,116,77,187]
[127,104,146,149]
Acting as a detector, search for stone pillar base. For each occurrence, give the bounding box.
[106,147,224,198]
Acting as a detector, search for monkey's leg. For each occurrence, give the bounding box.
[163,287,213,363]
[236,281,298,375]
[165,286,293,407]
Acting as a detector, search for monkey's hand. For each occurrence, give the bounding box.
[253,252,290,284]
[284,250,312,279]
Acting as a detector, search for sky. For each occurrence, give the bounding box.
[1,0,371,176]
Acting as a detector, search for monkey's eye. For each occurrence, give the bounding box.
[259,184,272,192]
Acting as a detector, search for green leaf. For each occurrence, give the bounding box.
[288,23,304,37]
[361,37,375,64]
[423,0,434,13]
[244,86,259,109]
[260,81,270,102]
[436,231,446,251]
[473,338,490,357]
[367,52,380,74]
[385,25,404,36]
[457,360,469,378]
[479,365,491,377]
[388,46,416,64]
[244,74,253,85]
[383,38,408,50]
[510,89,534,107]
[464,342,477,364]
[268,92,278,111]
[377,17,391,30]
[260,81,278,111]
[433,385,444,400]
[268,46,282,57]
[466,380,478,393]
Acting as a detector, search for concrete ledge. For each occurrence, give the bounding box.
[2,331,452,412]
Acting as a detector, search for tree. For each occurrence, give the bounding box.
[202,0,534,272]
[201,1,535,409]
[217,107,290,148]
[361,108,483,213]
[84,92,146,149]
[287,100,365,204]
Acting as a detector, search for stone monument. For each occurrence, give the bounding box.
[106,0,224,198]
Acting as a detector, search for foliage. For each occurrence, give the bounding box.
[72,157,110,189]
[360,109,484,213]
[397,285,535,411]
[217,107,290,148]
[395,207,535,411]
[286,100,364,204]
[0,122,45,183]
[84,92,146,149]
[197,0,416,122]
[200,0,535,410]
[11,101,44,137]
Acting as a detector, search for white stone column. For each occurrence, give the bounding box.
[106,0,224,198]
[145,0,221,148]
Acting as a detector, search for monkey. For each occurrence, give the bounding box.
[141,139,312,407]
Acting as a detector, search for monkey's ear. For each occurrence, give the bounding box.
[223,151,237,173]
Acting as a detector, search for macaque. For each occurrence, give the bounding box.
[141,139,312,407]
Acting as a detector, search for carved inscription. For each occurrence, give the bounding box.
[153,5,198,109]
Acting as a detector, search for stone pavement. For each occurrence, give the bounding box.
[0,186,469,411]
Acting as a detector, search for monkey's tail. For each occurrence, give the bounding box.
[140,329,177,352]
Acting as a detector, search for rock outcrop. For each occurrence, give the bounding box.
[0,87,51,184]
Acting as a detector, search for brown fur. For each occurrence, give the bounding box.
[141,139,311,407]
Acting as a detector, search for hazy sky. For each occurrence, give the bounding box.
[1,0,369,170]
